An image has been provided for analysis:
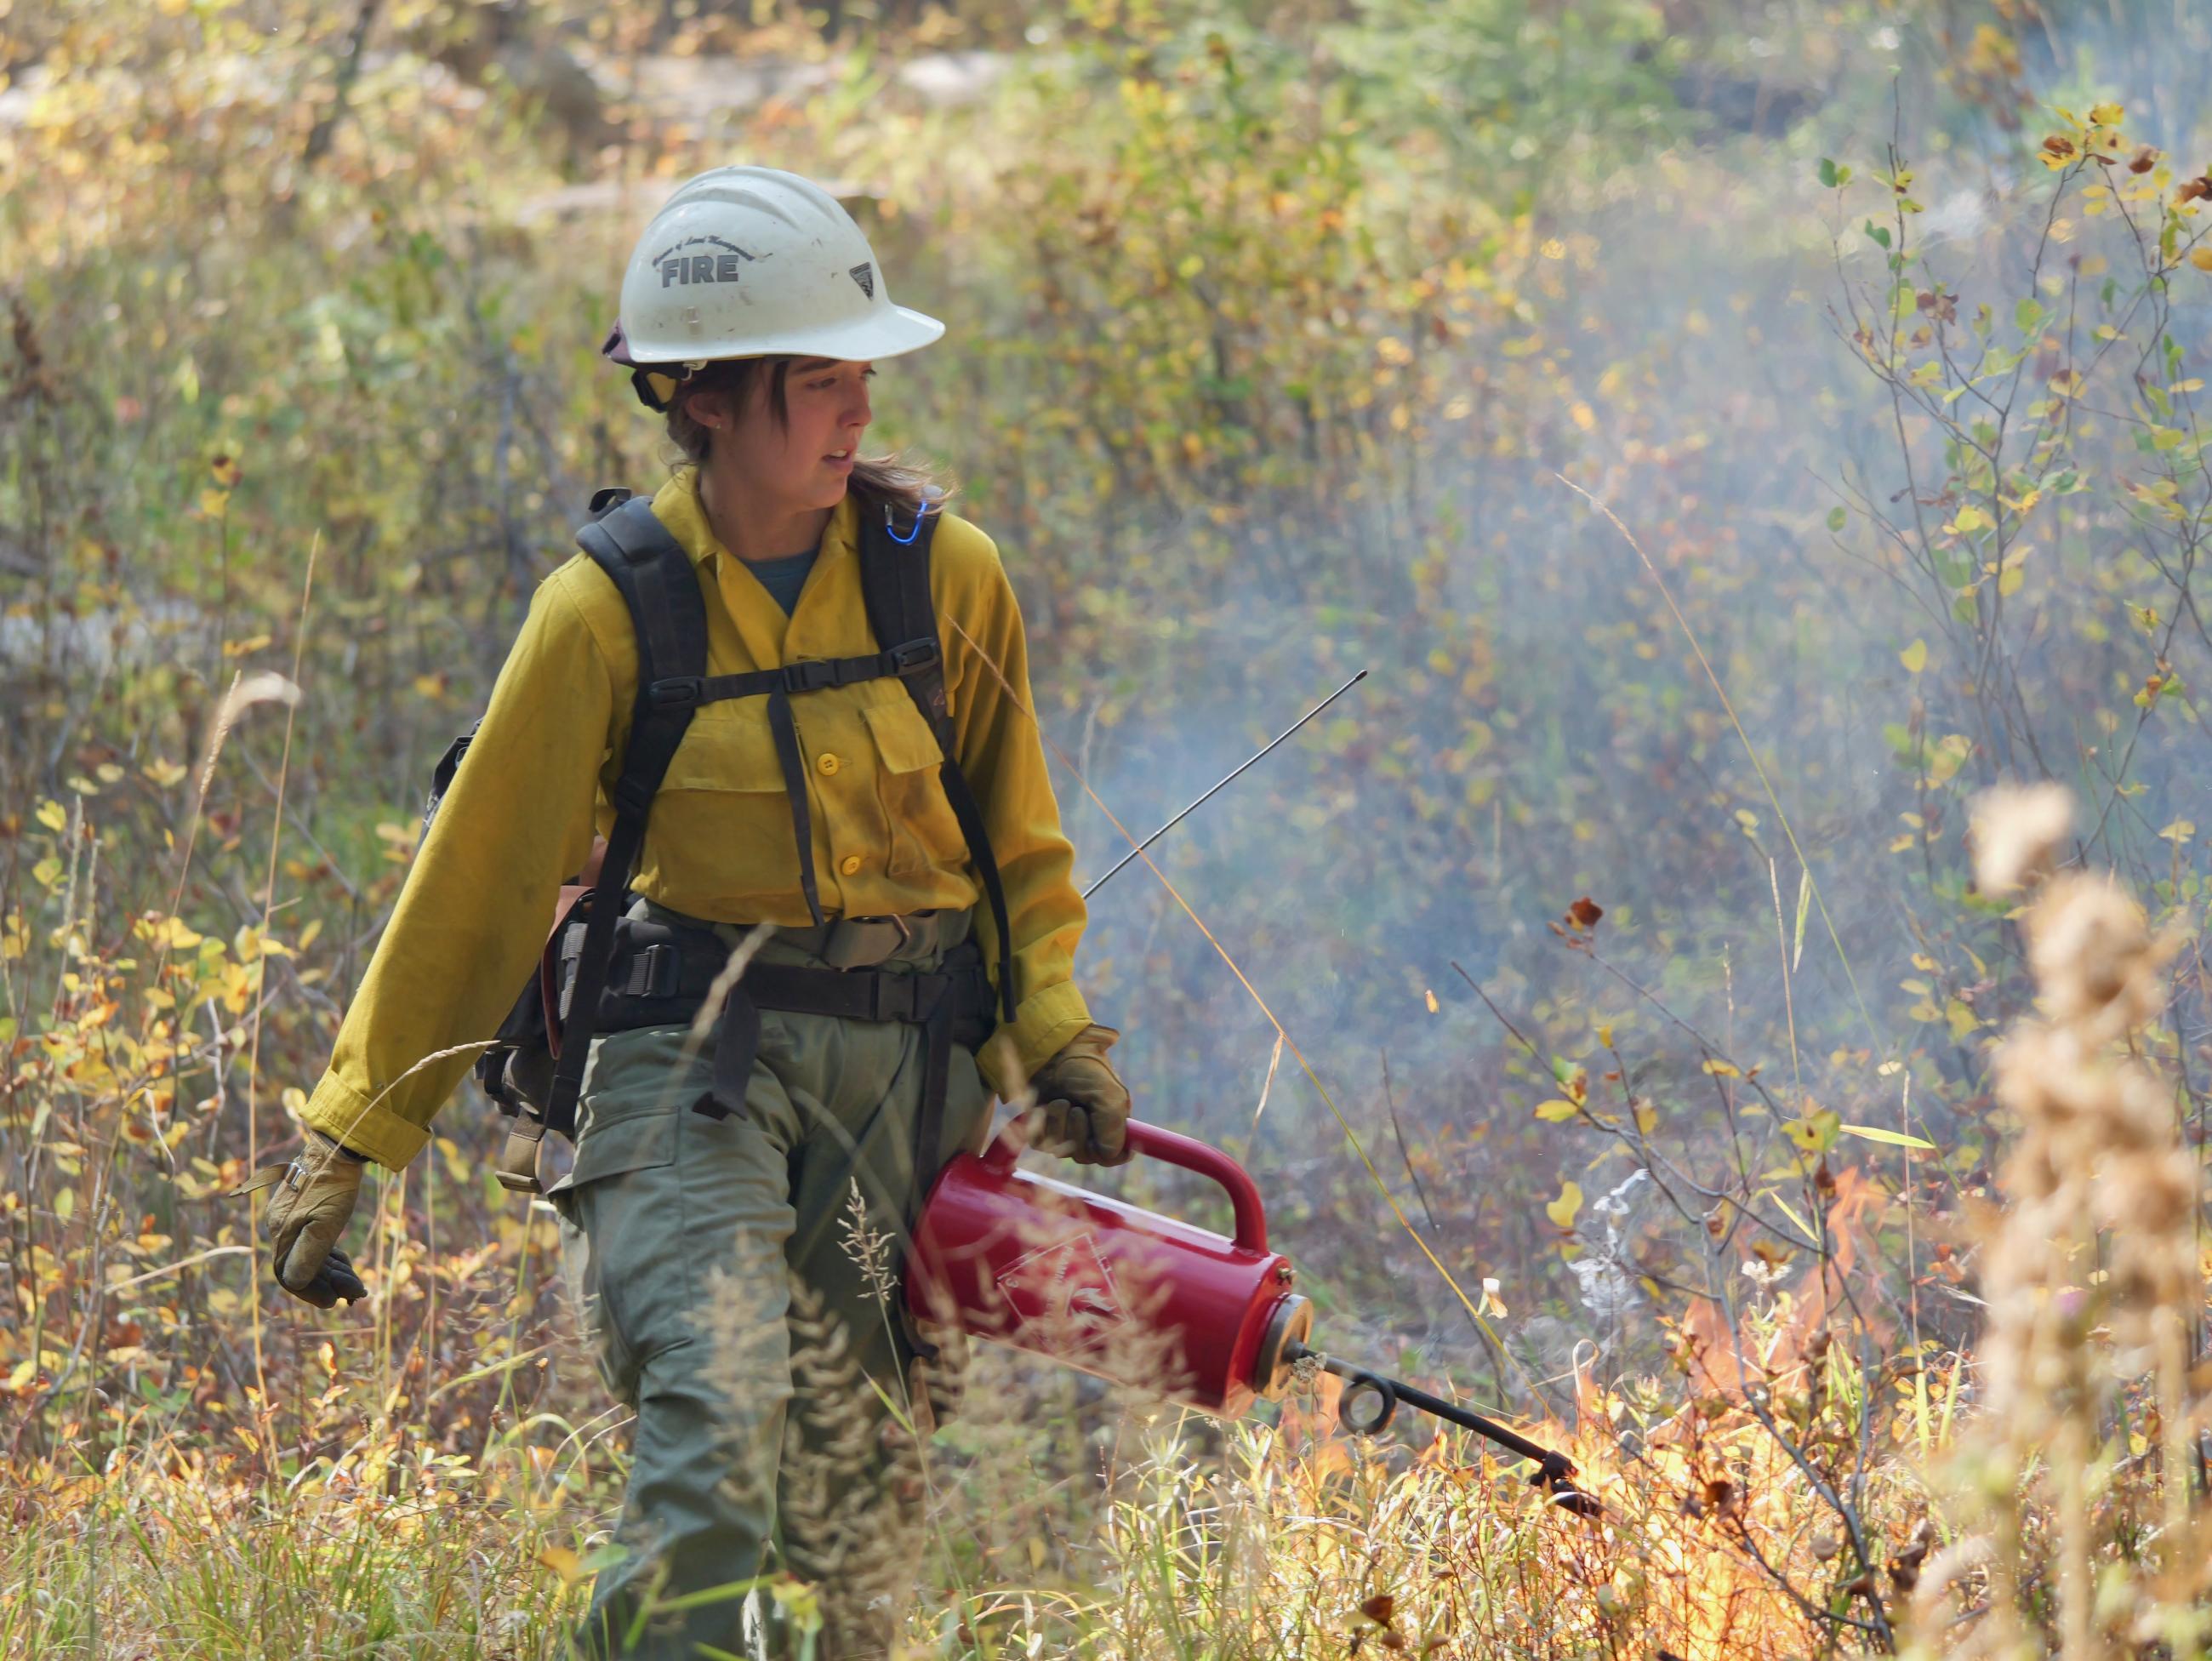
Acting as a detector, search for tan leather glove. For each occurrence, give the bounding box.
[261,1127,370,1308]
[1019,1024,1132,1167]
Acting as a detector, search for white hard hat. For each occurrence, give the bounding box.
[604,165,943,407]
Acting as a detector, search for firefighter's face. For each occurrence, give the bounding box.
[701,357,875,516]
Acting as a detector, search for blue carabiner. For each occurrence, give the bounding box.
[885,499,935,545]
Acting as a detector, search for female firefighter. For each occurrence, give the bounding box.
[259,165,1132,1658]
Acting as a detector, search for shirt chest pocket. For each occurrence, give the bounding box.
[661,700,790,792]
[653,701,801,889]
[862,698,972,876]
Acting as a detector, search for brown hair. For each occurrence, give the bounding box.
[666,357,950,521]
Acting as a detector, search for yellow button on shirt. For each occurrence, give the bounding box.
[299,467,1097,1169]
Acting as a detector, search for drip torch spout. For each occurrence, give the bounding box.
[1284,1343,1603,1521]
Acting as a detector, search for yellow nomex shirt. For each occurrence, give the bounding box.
[300,469,1095,1169]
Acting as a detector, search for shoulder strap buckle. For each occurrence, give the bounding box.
[887,638,941,676]
[647,676,704,710]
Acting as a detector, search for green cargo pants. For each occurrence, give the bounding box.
[547,905,996,1661]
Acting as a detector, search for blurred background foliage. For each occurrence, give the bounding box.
[3,0,2211,1650]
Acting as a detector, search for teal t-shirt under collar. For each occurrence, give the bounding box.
[744,547,819,617]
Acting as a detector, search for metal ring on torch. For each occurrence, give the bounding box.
[1337,1368,1398,1436]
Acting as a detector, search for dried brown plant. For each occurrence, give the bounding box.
[1905,787,2209,1658]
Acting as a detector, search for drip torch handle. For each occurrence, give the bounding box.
[1120,1121,1268,1254]
[983,1120,1271,1256]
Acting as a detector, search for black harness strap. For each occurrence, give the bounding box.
[857,508,1020,1030]
[508,496,710,1169]
[763,688,823,928]
[573,499,711,1058]
[855,505,1023,1224]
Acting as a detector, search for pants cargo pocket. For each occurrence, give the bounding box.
[550,1099,681,1410]
[555,1202,639,1408]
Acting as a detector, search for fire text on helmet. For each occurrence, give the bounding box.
[653,235,761,288]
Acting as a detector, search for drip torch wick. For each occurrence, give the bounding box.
[1283,1341,1602,1521]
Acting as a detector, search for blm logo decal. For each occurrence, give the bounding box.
[848,262,875,299]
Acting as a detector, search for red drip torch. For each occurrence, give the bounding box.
[907,1119,1600,1518]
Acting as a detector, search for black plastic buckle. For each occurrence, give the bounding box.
[783,659,842,694]
[888,639,940,676]
[647,676,704,710]
[617,943,678,999]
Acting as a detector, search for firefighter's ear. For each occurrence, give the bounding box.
[681,382,738,431]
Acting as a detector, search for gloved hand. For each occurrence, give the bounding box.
[261,1127,371,1308]
[1018,1024,1132,1167]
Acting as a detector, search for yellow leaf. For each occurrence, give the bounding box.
[156,916,203,951]
[1546,1182,1583,1230]
[1633,1099,1659,1136]
[1535,1099,1580,1122]
[2192,248,2212,273]
[1947,505,1993,535]
[1702,1059,1741,1078]
[1595,1022,1614,1048]
[1783,1109,1841,1154]
[34,799,66,833]
[2088,101,2124,128]
[1945,999,1980,1042]
[1839,1123,1936,1150]
[1899,638,1927,674]
[536,1546,583,1585]
[1424,989,1439,1014]
[199,488,231,518]
[141,757,189,789]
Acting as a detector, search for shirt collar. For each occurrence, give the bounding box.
[649,465,858,571]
